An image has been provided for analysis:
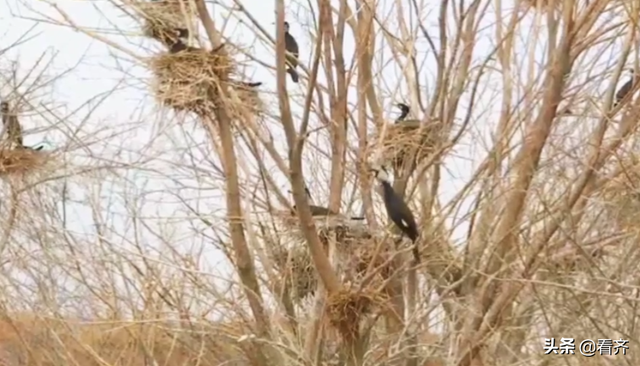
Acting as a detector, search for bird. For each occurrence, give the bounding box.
[283,21,300,83]
[395,103,410,122]
[289,187,338,217]
[168,39,195,54]
[370,166,420,262]
[614,69,637,108]
[1,101,25,149]
[238,81,263,88]
[176,28,189,39]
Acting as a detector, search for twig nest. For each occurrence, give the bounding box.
[348,236,392,281]
[150,47,234,115]
[373,119,443,170]
[326,287,387,341]
[133,1,195,44]
[273,245,317,302]
[0,149,49,177]
[150,48,264,121]
[316,219,372,252]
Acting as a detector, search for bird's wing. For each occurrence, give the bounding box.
[286,35,299,55]
[616,79,633,100]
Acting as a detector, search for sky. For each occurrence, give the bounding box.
[0,0,633,318]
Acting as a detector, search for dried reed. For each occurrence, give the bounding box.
[326,287,387,341]
[0,149,48,176]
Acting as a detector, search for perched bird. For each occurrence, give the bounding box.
[283,21,300,83]
[290,187,337,217]
[1,101,24,148]
[395,103,410,122]
[168,39,194,54]
[614,69,637,108]
[370,166,420,262]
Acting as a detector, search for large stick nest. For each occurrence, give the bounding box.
[272,229,392,303]
[133,0,195,45]
[150,47,264,118]
[0,149,50,177]
[372,120,444,170]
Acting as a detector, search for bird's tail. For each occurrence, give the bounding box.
[287,68,299,83]
[242,82,263,88]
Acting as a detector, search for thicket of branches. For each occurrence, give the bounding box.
[0,0,638,365]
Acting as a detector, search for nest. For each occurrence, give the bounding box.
[150,47,232,115]
[326,287,387,341]
[135,0,194,45]
[373,120,443,171]
[150,48,264,120]
[0,149,48,176]
[273,246,318,302]
[272,229,392,303]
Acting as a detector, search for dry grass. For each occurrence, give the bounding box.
[372,120,444,171]
[0,314,248,366]
[273,245,318,302]
[0,149,49,177]
[149,47,264,120]
[326,286,387,342]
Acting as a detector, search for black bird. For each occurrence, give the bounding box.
[290,187,337,217]
[168,39,194,53]
[614,69,637,108]
[370,167,420,262]
[176,28,189,39]
[1,101,24,148]
[239,82,263,88]
[395,103,410,122]
[283,21,300,83]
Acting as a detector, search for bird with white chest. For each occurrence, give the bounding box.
[370,166,420,263]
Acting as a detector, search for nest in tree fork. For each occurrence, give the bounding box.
[0,149,49,176]
[272,216,391,302]
[326,287,387,342]
[373,119,443,170]
[150,47,263,118]
[134,0,195,44]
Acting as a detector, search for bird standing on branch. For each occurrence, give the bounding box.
[283,21,300,83]
[395,103,410,122]
[370,166,420,263]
